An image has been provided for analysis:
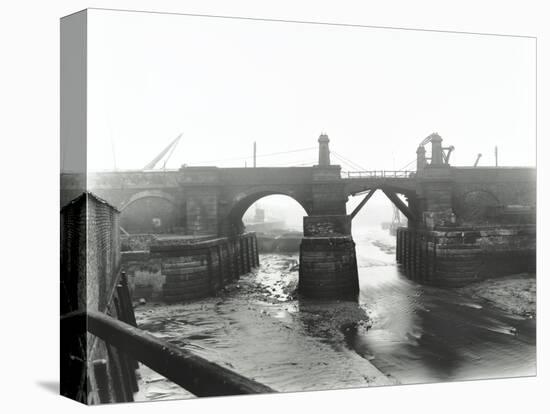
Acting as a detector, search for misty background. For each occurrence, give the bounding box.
[85,9,536,231]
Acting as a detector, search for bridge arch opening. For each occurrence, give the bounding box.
[347,189,412,261]
[243,195,307,231]
[227,189,310,235]
[227,192,308,254]
[223,193,308,299]
[239,194,307,295]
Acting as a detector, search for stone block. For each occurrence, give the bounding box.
[299,236,359,299]
[303,215,351,237]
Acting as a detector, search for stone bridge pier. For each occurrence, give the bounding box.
[299,215,359,299]
[297,135,359,299]
[219,169,359,299]
[209,134,361,299]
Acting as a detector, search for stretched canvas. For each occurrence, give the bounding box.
[60,8,536,405]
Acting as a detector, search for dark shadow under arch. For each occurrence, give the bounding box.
[120,190,176,211]
[120,191,179,234]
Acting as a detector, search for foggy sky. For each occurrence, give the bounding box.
[86,9,536,226]
[88,9,535,171]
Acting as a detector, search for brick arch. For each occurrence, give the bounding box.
[119,190,177,211]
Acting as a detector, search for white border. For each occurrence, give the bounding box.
[1,1,547,413]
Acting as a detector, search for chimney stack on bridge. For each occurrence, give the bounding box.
[318,133,331,166]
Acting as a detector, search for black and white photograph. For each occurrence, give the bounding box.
[60,7,538,404]
[3,1,548,413]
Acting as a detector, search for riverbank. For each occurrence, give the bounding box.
[133,242,535,400]
[457,273,536,318]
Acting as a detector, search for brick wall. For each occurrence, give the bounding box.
[86,193,121,313]
[60,194,87,314]
[61,191,121,315]
[61,192,138,404]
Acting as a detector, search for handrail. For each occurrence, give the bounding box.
[342,170,415,179]
[61,310,276,397]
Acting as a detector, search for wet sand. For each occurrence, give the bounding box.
[134,228,536,400]
[457,274,536,318]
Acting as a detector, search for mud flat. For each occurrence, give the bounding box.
[457,273,536,318]
[133,254,393,400]
[133,237,536,400]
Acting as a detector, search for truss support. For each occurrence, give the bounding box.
[381,189,417,222]
[350,189,377,219]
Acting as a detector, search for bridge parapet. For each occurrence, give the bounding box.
[342,170,415,179]
[178,166,220,184]
[343,176,418,199]
[74,161,535,237]
[88,170,181,189]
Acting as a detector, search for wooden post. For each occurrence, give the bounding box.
[92,359,112,404]
[395,229,401,263]
[246,236,252,272]
[206,248,215,294]
[116,275,139,376]
[217,244,224,285]
[119,272,137,327]
[254,236,260,266]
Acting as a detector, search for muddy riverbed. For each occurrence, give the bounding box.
[134,228,536,401]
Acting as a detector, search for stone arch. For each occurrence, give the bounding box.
[119,190,176,211]
[225,186,311,235]
[119,190,179,234]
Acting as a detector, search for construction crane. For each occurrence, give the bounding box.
[143,133,182,170]
[473,153,482,167]
[443,146,455,164]
[418,133,455,165]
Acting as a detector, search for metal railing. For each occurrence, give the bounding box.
[342,170,416,179]
[61,310,276,397]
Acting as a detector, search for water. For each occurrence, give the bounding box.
[352,230,536,384]
[134,228,536,400]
